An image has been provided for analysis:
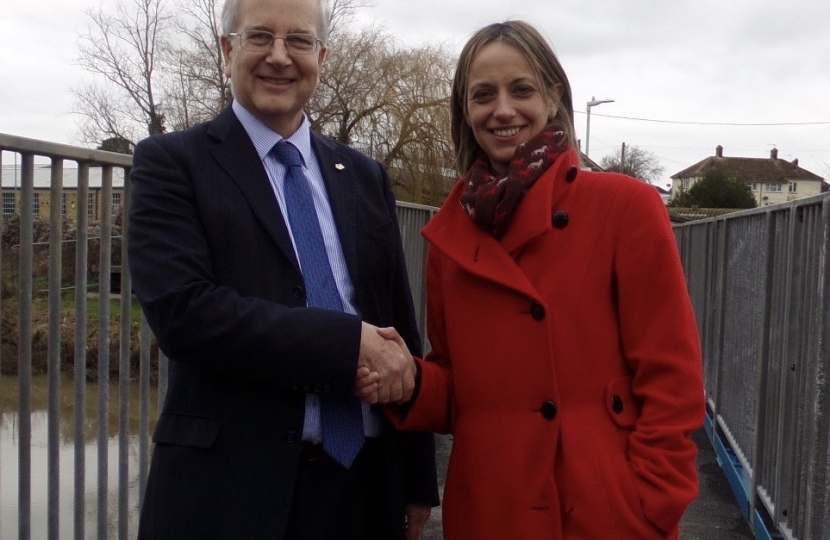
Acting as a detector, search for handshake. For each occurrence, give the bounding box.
[354,322,416,405]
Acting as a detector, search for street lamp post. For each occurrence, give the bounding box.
[585,96,614,159]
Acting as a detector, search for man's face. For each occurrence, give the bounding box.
[221,0,326,137]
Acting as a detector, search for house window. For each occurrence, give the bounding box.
[789,182,797,193]
[32,193,40,215]
[681,178,690,189]
[2,193,15,215]
[88,193,95,218]
[112,192,122,216]
[766,183,782,192]
[746,182,757,192]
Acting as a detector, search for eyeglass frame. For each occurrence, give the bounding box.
[228,30,324,55]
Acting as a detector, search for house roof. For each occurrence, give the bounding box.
[670,146,823,183]
[578,151,603,171]
[668,207,739,222]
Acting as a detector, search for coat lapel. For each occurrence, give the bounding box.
[423,149,579,300]
[206,108,301,273]
[424,184,542,300]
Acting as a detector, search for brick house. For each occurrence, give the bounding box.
[1,164,125,221]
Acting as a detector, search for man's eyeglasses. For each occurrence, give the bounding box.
[228,30,322,55]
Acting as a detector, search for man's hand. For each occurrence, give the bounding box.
[404,504,432,540]
[357,322,416,404]
[354,366,379,400]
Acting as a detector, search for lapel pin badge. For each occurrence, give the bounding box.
[335,163,345,170]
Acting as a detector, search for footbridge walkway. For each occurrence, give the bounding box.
[2,132,828,539]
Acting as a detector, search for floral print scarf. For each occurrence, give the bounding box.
[460,122,569,239]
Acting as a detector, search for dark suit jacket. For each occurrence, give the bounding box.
[127,106,439,540]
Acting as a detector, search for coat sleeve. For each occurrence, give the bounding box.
[388,245,455,434]
[376,162,440,507]
[613,182,705,534]
[128,133,362,395]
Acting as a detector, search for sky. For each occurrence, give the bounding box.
[2,0,829,188]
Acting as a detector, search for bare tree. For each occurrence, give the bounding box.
[74,0,172,145]
[600,144,666,185]
[163,0,230,131]
[372,45,455,205]
[73,0,377,144]
[309,28,395,145]
[328,0,375,38]
[158,0,369,131]
[71,0,455,204]
[309,27,455,204]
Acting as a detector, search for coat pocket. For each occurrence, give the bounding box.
[153,412,221,449]
[604,376,641,428]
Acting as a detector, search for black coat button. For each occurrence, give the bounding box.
[292,285,305,299]
[530,302,545,320]
[552,210,569,229]
[566,166,578,182]
[611,395,624,414]
[541,400,558,420]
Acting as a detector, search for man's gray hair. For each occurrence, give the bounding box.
[221,0,331,42]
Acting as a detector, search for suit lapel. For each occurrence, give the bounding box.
[311,133,359,284]
[207,108,301,272]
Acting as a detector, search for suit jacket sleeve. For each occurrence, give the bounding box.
[128,131,362,395]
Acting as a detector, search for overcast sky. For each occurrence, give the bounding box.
[2,0,829,186]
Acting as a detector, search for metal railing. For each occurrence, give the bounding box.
[395,200,439,353]
[0,132,438,540]
[9,130,830,540]
[674,193,830,540]
[0,133,151,540]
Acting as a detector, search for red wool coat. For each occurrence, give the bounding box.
[394,148,705,540]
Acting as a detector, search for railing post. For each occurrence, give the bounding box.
[801,198,830,539]
[74,162,91,540]
[47,157,63,540]
[750,208,778,534]
[18,152,34,540]
[118,169,132,540]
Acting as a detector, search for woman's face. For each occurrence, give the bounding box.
[465,41,557,176]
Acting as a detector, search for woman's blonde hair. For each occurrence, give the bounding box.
[451,21,577,174]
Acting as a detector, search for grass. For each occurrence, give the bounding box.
[29,274,143,327]
[3,273,156,379]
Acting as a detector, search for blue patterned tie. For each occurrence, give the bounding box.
[272,140,364,468]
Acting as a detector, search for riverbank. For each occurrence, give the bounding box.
[0,295,158,380]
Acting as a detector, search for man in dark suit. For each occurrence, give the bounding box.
[126,0,439,537]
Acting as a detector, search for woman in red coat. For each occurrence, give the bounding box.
[382,20,704,540]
